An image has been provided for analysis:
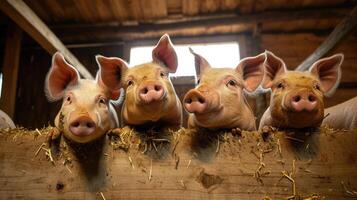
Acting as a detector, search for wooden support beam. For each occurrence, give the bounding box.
[51,8,349,42]
[0,0,93,79]
[0,128,357,199]
[0,23,22,119]
[296,6,357,71]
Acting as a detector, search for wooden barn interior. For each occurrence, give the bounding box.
[0,0,357,199]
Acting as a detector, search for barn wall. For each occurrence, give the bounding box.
[259,32,357,107]
[14,42,124,129]
[12,31,357,128]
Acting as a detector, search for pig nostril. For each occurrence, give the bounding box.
[143,88,148,94]
[86,122,94,128]
[198,98,205,104]
[73,122,80,127]
[154,85,161,91]
[185,98,192,104]
[308,95,316,102]
[293,95,301,102]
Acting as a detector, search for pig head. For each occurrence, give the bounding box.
[259,51,343,129]
[183,49,265,131]
[45,52,120,143]
[96,34,182,128]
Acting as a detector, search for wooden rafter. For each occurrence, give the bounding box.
[0,0,93,79]
[296,6,357,71]
[51,7,349,42]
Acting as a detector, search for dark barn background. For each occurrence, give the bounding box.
[0,0,356,129]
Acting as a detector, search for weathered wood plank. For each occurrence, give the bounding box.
[0,0,93,79]
[296,6,357,71]
[0,23,22,119]
[0,127,356,199]
[53,7,348,42]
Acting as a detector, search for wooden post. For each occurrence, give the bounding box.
[0,0,93,79]
[296,6,357,71]
[0,23,22,119]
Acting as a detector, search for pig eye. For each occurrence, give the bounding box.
[66,96,72,104]
[314,84,321,91]
[226,80,237,87]
[197,79,200,85]
[277,82,284,89]
[127,80,134,86]
[160,72,167,78]
[99,98,106,104]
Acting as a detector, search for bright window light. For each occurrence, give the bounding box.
[129,42,240,77]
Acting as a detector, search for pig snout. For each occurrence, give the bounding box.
[289,92,317,112]
[184,90,207,114]
[69,116,96,137]
[138,81,165,104]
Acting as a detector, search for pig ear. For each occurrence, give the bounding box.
[309,53,343,97]
[261,51,287,89]
[152,34,178,73]
[96,55,128,100]
[45,52,80,101]
[236,52,266,92]
[189,47,211,78]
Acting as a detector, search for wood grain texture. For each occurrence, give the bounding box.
[296,6,357,71]
[0,127,356,199]
[0,23,22,119]
[0,0,93,79]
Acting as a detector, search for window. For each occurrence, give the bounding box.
[129,42,240,77]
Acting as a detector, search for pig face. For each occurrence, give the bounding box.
[183,49,265,130]
[262,51,343,128]
[45,52,120,143]
[96,34,182,127]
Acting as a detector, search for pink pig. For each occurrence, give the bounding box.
[183,49,265,131]
[0,110,15,129]
[259,51,344,129]
[96,34,182,128]
[322,97,357,130]
[45,52,120,143]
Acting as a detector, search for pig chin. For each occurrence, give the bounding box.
[277,105,324,128]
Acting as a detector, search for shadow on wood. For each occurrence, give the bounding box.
[0,126,356,199]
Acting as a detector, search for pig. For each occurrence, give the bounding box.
[0,110,15,129]
[183,49,266,131]
[45,52,120,143]
[322,97,357,130]
[95,34,182,128]
[259,51,344,129]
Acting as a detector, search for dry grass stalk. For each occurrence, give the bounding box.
[281,159,296,199]
[148,159,153,181]
[341,181,357,197]
[99,192,106,200]
[34,143,46,157]
[128,156,135,169]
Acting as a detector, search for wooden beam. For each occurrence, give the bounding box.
[0,0,93,79]
[296,6,357,71]
[51,8,349,42]
[0,23,22,119]
[0,128,357,199]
